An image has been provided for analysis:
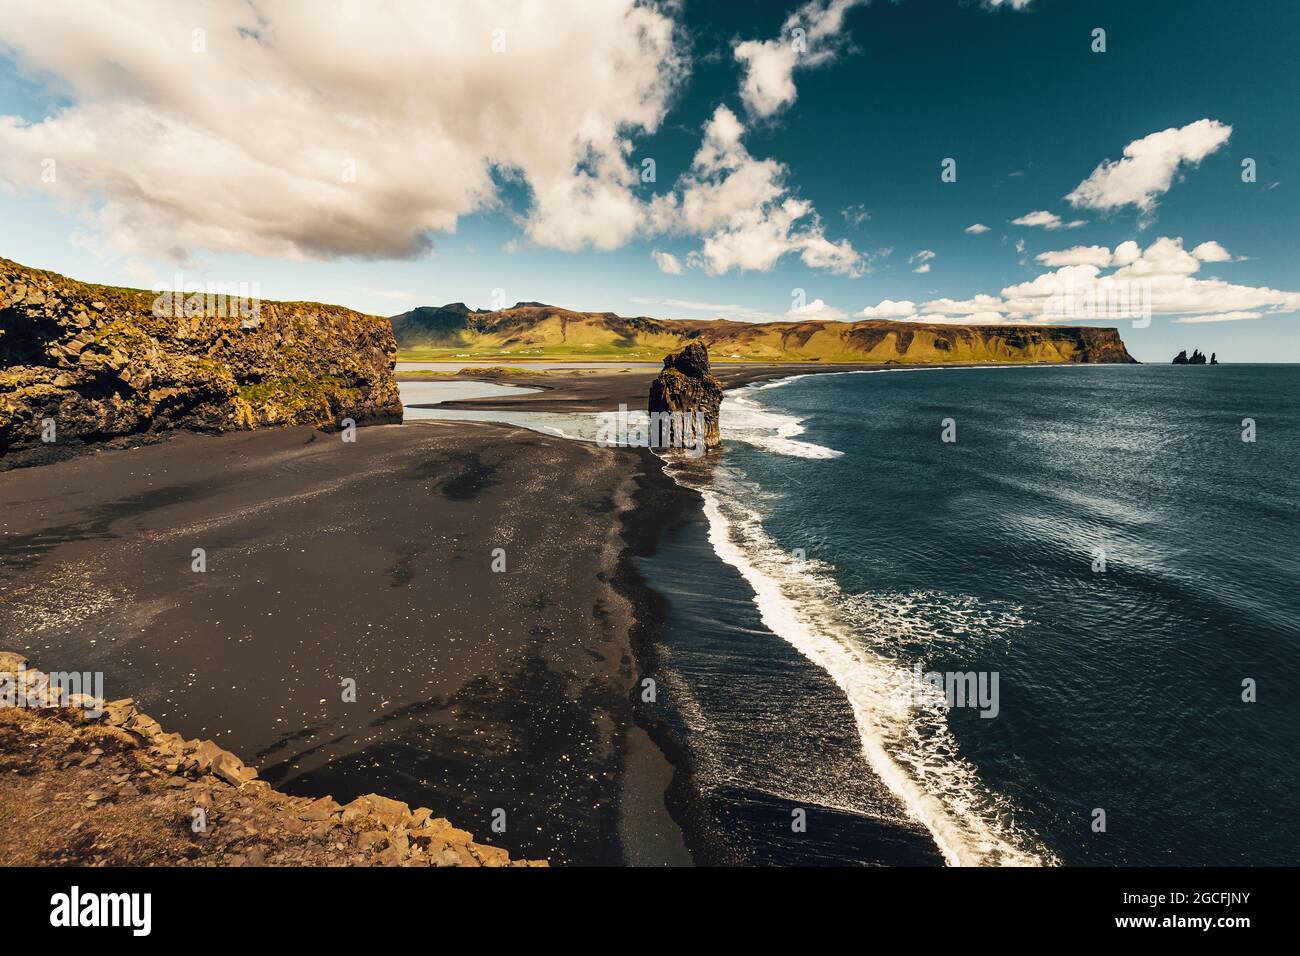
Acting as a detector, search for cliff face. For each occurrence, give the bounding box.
[647,342,723,450]
[1,257,402,466]
[391,302,1139,364]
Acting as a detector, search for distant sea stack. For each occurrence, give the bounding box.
[1172,349,1212,365]
[390,302,1138,364]
[0,257,402,467]
[648,342,723,450]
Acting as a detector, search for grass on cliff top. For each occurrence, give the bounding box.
[1,255,388,325]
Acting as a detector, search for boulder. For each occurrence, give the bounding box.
[344,793,410,829]
[298,796,341,822]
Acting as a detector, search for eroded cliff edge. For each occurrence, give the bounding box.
[0,653,543,867]
[0,257,402,467]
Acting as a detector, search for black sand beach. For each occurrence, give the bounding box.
[0,420,688,865]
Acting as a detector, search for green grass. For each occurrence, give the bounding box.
[395,365,557,379]
[396,343,669,362]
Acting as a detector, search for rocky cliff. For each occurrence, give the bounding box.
[1,257,403,467]
[647,342,723,450]
[0,652,543,867]
[391,301,1139,365]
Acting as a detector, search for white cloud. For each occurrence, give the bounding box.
[1065,119,1232,214]
[858,298,917,318]
[857,237,1299,326]
[1191,240,1232,262]
[653,105,863,276]
[0,0,686,260]
[1002,238,1300,321]
[628,296,783,323]
[1035,245,1114,268]
[733,0,866,119]
[1111,239,1141,266]
[1012,210,1086,230]
[983,0,1034,9]
[909,249,935,273]
[651,250,685,275]
[965,223,991,234]
[842,203,870,226]
[1172,311,1260,324]
[788,298,847,321]
[920,295,1008,317]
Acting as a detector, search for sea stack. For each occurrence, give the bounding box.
[648,341,723,451]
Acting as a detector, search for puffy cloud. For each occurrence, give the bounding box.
[652,250,685,275]
[1111,240,1141,266]
[858,299,917,318]
[1012,210,1086,230]
[965,223,991,234]
[1036,245,1115,268]
[1192,240,1232,262]
[0,0,686,260]
[788,298,847,321]
[1000,238,1300,321]
[909,249,935,273]
[1034,238,1233,271]
[733,0,866,119]
[856,238,1298,326]
[1110,236,1201,277]
[920,294,1006,316]
[1065,119,1232,214]
[653,106,863,276]
[983,0,1034,9]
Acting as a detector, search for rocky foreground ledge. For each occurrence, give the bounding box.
[0,653,544,867]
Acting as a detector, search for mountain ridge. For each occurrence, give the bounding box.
[390,302,1139,364]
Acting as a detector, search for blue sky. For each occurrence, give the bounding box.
[1,0,1297,361]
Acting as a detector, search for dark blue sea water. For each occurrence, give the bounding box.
[649,364,1299,866]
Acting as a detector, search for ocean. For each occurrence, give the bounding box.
[646,364,1300,866]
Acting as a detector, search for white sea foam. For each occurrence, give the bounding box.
[670,456,1057,867]
[721,387,843,459]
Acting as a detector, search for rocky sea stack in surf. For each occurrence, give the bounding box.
[648,341,723,450]
[0,257,402,467]
[1172,349,1214,365]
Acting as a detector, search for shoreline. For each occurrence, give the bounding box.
[1,360,1149,867]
